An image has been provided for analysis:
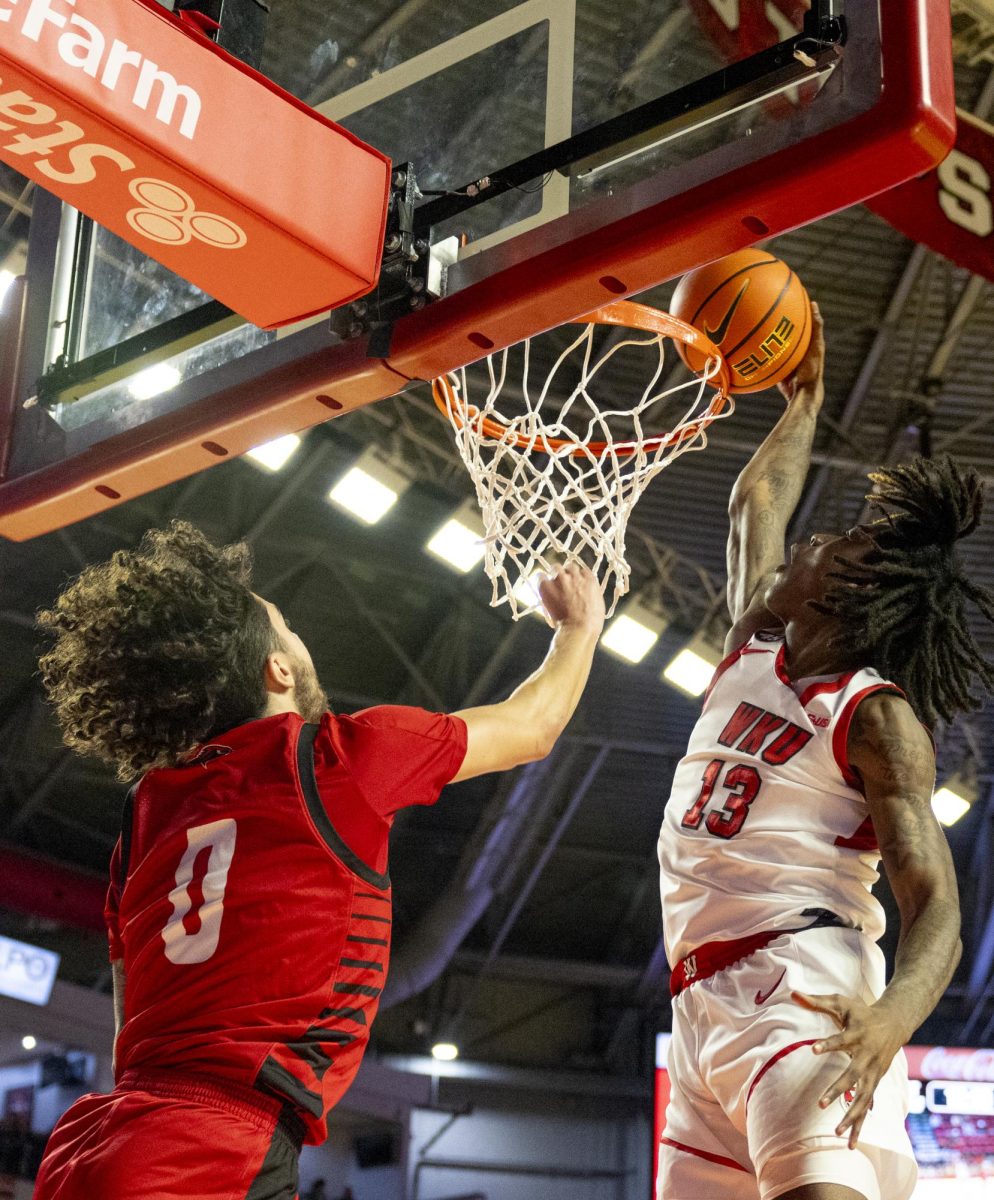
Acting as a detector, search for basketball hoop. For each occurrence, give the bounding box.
[432,300,733,617]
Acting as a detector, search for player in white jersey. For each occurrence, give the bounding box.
[657,304,994,1200]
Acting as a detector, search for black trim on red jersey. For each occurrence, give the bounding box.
[321,1005,368,1026]
[296,723,391,890]
[119,784,138,881]
[286,1027,356,1080]
[340,957,384,972]
[256,1056,323,1118]
[347,934,388,947]
[333,982,382,999]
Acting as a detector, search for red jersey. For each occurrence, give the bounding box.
[105,707,466,1143]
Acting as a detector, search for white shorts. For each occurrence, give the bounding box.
[657,926,918,1200]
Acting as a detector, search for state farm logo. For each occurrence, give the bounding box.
[128,178,246,249]
[0,81,247,250]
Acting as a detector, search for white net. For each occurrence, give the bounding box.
[433,307,734,618]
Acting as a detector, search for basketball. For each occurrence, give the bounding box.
[670,249,813,394]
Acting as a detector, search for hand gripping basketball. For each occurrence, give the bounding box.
[778,302,825,404]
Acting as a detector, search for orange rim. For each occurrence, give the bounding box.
[431,301,732,459]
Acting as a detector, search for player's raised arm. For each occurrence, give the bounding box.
[452,563,605,781]
[795,692,962,1148]
[725,304,826,644]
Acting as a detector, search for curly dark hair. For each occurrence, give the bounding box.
[38,521,280,781]
[822,455,994,727]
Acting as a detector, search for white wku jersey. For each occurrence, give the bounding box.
[658,628,903,966]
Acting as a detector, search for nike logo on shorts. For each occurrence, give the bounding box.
[704,282,750,345]
[755,969,786,1006]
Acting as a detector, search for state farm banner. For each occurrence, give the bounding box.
[0,0,391,328]
[868,111,994,283]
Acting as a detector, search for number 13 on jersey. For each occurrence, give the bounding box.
[681,759,762,839]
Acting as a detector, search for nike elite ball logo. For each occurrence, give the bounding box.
[755,970,786,1005]
[704,281,750,345]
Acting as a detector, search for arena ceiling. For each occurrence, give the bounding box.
[2,2,994,1088]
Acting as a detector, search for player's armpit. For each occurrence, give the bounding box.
[723,573,781,654]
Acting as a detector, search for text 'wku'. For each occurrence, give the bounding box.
[717,702,812,765]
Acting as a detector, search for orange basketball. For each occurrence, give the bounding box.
[670,249,812,394]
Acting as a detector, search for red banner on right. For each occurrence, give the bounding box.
[869,110,994,282]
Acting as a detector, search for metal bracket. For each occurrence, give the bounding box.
[331,163,435,355]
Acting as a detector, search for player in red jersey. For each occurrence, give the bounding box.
[32,522,605,1200]
[657,306,994,1200]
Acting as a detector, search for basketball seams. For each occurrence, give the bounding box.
[686,254,781,328]
[723,271,795,361]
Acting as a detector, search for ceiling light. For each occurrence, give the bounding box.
[431,1042,459,1062]
[511,572,548,619]
[129,363,182,400]
[328,448,409,525]
[245,433,301,472]
[932,772,976,827]
[21,1035,36,1051]
[427,502,486,573]
[662,635,723,697]
[601,599,667,664]
[0,270,15,308]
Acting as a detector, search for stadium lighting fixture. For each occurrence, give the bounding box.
[21,1035,36,1050]
[431,1042,459,1062]
[662,634,723,697]
[932,772,976,827]
[129,363,182,401]
[427,502,486,573]
[245,433,301,472]
[511,572,549,619]
[328,448,409,526]
[601,598,668,664]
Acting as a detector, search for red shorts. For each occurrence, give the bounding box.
[33,1069,303,1200]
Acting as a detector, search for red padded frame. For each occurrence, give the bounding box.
[0,0,955,541]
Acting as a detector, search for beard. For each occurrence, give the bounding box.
[289,654,330,723]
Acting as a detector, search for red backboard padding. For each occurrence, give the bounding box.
[0,0,391,329]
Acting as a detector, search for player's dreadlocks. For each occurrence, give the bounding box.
[38,521,280,782]
[822,455,994,727]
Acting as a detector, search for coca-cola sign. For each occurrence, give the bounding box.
[904,1044,994,1083]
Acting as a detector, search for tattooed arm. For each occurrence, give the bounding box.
[724,305,826,650]
[794,693,961,1148]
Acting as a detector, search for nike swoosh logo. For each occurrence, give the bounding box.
[704,281,750,346]
[755,970,786,1006]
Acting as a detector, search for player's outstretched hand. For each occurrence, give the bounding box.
[792,989,906,1150]
[778,301,825,404]
[538,562,605,633]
